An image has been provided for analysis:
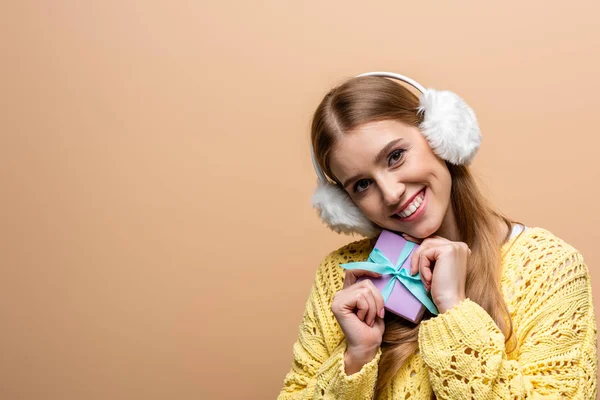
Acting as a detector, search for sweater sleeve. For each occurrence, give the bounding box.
[277,247,381,400]
[417,247,598,399]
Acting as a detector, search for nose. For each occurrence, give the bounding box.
[377,175,406,207]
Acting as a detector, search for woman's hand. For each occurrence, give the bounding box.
[331,269,386,374]
[402,234,471,314]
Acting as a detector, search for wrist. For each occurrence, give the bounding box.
[344,345,379,375]
[436,294,466,314]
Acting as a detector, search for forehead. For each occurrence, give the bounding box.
[329,120,419,178]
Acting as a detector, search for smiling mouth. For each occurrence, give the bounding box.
[391,189,426,219]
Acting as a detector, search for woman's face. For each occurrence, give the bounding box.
[329,119,454,239]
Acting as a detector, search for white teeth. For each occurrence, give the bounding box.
[396,191,425,219]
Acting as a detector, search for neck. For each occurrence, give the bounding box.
[435,203,512,246]
[434,203,461,241]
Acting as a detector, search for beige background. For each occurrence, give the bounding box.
[1,1,599,399]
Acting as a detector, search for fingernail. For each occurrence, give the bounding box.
[369,320,375,327]
[379,308,385,318]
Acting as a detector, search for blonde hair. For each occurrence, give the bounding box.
[310,76,519,397]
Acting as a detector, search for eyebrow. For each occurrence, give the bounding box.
[341,138,404,190]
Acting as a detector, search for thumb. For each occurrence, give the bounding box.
[351,269,383,279]
[402,233,423,244]
[373,315,386,334]
[344,269,382,288]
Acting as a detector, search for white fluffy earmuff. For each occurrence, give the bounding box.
[310,71,482,238]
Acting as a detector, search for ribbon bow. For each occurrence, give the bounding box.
[341,243,439,315]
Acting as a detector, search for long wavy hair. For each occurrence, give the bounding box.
[310,76,519,398]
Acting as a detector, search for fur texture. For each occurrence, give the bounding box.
[310,180,381,238]
[418,89,481,165]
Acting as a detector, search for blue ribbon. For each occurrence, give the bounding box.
[340,243,439,315]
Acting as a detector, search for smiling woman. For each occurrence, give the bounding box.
[277,72,597,399]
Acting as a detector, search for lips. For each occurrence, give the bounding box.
[391,189,426,217]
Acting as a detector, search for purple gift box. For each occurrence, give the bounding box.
[357,230,427,323]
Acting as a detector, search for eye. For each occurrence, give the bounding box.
[352,149,406,194]
[389,149,405,166]
[353,179,371,193]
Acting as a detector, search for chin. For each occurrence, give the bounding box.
[378,213,442,239]
[401,220,442,239]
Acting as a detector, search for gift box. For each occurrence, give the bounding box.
[340,230,438,323]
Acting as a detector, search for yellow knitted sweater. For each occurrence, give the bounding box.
[278,227,598,399]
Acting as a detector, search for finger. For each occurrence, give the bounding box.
[410,243,431,276]
[410,237,454,276]
[351,269,383,279]
[409,241,426,276]
[410,247,419,276]
[411,248,434,289]
[344,270,382,289]
[421,237,469,257]
[363,282,383,325]
[417,246,450,289]
[428,235,447,240]
[373,314,385,333]
[418,252,433,287]
[418,237,451,247]
[343,270,357,288]
[358,286,377,326]
[355,293,369,322]
[402,233,423,244]
[407,238,436,275]
[365,280,385,318]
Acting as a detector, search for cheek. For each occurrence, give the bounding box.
[440,168,453,194]
[429,161,452,190]
[354,195,381,218]
[429,170,452,213]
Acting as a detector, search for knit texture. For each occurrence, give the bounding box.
[277,227,598,399]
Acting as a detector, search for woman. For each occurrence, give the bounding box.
[277,72,597,399]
